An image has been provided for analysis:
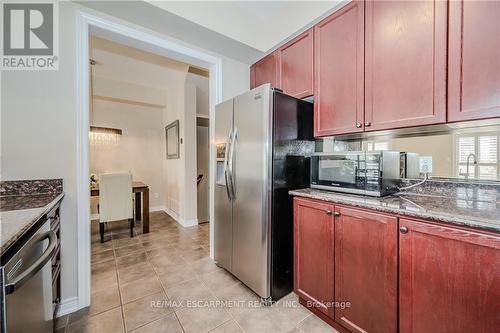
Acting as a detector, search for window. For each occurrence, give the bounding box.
[365,141,389,151]
[456,133,499,180]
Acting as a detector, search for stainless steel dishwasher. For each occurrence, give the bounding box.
[3,219,57,333]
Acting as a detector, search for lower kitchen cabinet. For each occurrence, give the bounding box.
[399,218,500,333]
[294,197,500,333]
[334,206,397,333]
[293,198,335,318]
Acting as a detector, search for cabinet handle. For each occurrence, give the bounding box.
[355,122,362,128]
[399,226,409,234]
[365,121,371,127]
[325,210,333,215]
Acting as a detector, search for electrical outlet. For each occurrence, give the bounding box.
[419,156,433,173]
[154,192,159,199]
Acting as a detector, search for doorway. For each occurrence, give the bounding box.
[74,11,222,312]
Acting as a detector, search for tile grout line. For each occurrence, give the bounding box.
[142,227,187,332]
[112,231,127,333]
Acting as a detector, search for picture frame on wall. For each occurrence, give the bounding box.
[166,120,180,159]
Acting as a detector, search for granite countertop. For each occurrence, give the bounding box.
[0,192,64,255]
[290,188,500,233]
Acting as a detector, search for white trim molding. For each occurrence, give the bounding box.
[57,297,79,317]
[149,205,166,212]
[163,206,199,227]
[75,9,222,315]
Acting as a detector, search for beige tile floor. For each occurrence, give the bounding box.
[55,211,338,333]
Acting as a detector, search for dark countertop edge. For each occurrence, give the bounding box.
[0,192,65,258]
[289,189,500,234]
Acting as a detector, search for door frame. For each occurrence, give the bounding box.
[74,10,222,313]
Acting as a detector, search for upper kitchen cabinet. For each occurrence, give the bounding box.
[250,51,279,89]
[278,28,314,98]
[364,0,447,131]
[448,1,500,122]
[314,1,365,136]
[399,219,500,333]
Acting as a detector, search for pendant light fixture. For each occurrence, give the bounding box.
[89,59,122,145]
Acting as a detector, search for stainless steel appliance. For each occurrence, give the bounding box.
[310,151,401,196]
[2,219,57,333]
[214,84,314,302]
[400,152,420,178]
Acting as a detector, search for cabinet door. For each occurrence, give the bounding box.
[448,1,500,122]
[278,28,314,98]
[334,206,398,333]
[399,219,500,333]
[250,51,279,89]
[314,1,365,137]
[365,1,447,131]
[294,197,335,318]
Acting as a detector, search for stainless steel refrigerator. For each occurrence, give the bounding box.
[214,84,315,302]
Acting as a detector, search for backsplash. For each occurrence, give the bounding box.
[315,124,500,181]
[0,179,63,196]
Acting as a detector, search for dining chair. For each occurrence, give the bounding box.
[98,173,134,243]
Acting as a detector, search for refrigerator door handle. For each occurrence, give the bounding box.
[228,127,237,200]
[224,129,234,201]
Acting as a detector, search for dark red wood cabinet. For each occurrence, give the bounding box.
[314,1,365,136]
[448,0,500,122]
[278,28,314,99]
[364,0,447,131]
[399,218,500,333]
[250,51,279,90]
[293,197,335,318]
[334,206,398,333]
[250,1,499,136]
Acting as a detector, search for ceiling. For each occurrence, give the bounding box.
[91,36,195,89]
[146,1,342,52]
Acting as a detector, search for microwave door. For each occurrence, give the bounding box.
[311,154,364,193]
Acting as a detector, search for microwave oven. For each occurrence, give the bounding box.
[310,151,401,197]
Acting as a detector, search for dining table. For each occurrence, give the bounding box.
[91,181,150,233]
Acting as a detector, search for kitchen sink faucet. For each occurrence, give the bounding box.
[460,153,478,180]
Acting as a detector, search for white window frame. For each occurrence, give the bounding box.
[453,131,500,180]
[363,140,390,151]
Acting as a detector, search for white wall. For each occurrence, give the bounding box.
[89,98,166,213]
[0,1,250,310]
[185,73,210,223]
[161,67,188,220]
[186,72,209,116]
[1,2,79,306]
[180,84,198,224]
[196,125,210,223]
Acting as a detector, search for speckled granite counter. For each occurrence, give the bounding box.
[0,179,64,255]
[290,187,500,233]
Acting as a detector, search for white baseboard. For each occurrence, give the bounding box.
[57,297,80,317]
[182,218,199,227]
[150,205,166,212]
[163,207,198,227]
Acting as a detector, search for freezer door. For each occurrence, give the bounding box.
[231,84,273,298]
[214,98,234,271]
